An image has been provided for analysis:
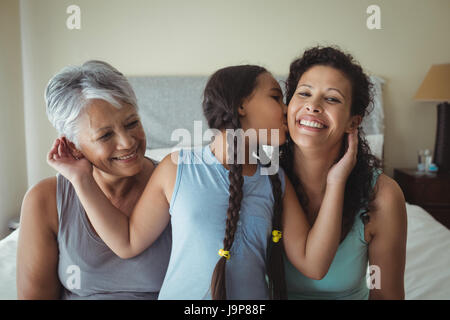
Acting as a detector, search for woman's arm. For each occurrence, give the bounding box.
[47,138,176,259]
[367,175,407,300]
[17,178,62,299]
[282,130,358,280]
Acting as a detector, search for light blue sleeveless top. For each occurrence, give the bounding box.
[158,145,285,300]
[284,168,382,300]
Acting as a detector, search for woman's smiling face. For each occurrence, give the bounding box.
[287,65,360,149]
[75,99,147,177]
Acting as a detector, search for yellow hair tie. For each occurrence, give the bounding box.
[218,249,230,260]
[272,230,282,243]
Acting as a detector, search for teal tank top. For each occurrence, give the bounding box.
[284,168,382,300]
[158,145,285,299]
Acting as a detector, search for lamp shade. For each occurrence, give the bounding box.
[414,64,450,102]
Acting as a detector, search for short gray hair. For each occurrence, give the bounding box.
[45,60,138,147]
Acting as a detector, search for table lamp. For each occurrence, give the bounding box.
[414,64,450,172]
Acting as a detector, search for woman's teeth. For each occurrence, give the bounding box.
[113,152,136,160]
[299,119,326,129]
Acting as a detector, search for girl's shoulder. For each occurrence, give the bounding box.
[159,151,180,168]
[151,151,179,196]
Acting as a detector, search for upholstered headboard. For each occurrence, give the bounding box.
[128,75,385,160]
[128,76,210,150]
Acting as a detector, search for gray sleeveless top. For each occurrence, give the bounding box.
[56,163,172,300]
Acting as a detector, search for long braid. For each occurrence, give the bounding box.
[211,119,244,300]
[267,172,287,299]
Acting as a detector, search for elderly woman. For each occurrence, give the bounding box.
[282,46,407,299]
[16,60,172,299]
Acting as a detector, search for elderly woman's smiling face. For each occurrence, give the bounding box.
[287,65,361,149]
[74,99,147,177]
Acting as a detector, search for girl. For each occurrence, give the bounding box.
[47,65,358,299]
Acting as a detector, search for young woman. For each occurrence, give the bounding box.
[47,65,358,299]
[282,46,407,299]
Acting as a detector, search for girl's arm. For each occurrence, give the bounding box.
[282,177,345,280]
[282,130,358,280]
[47,138,176,259]
[367,174,407,299]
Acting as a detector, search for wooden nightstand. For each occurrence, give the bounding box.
[393,168,450,229]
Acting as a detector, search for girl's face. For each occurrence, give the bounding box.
[239,72,288,146]
[287,65,361,150]
[74,99,147,178]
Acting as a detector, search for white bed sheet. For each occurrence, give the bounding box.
[0,228,18,299]
[1,203,449,300]
[404,203,450,299]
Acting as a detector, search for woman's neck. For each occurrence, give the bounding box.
[92,162,151,200]
[292,141,342,199]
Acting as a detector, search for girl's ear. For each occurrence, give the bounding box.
[61,137,84,159]
[238,95,251,117]
[237,104,247,117]
[345,115,362,133]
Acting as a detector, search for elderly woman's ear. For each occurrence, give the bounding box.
[61,137,84,160]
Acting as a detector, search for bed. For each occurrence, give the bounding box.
[1,75,449,299]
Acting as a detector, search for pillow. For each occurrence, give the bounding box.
[145,148,174,162]
[145,144,278,164]
[145,145,206,162]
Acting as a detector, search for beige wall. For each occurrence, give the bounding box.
[0,0,28,238]
[2,0,450,234]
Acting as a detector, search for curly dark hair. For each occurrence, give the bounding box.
[281,45,383,242]
[203,65,286,299]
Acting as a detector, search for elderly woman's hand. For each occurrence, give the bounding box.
[326,129,358,186]
[47,137,93,184]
